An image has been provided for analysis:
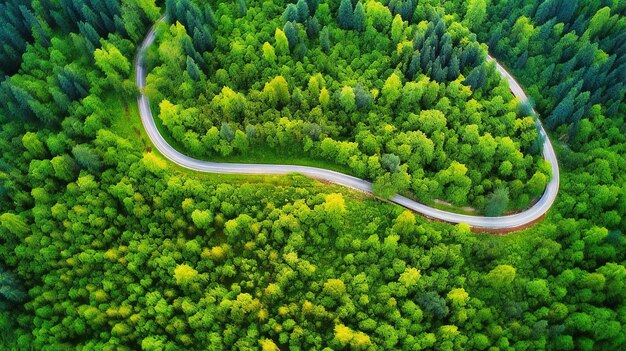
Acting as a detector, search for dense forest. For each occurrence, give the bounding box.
[146,0,549,212]
[0,0,624,350]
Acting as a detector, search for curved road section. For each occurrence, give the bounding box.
[136,19,560,231]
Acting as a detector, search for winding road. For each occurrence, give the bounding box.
[135,19,560,231]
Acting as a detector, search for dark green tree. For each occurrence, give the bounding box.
[485,187,510,217]
[353,2,366,32]
[237,0,247,17]
[283,22,299,50]
[354,84,372,110]
[306,0,319,15]
[381,154,401,173]
[283,4,298,22]
[306,17,320,39]
[296,0,310,23]
[186,56,202,81]
[547,90,575,129]
[338,0,353,30]
[463,65,487,90]
[320,26,331,53]
[220,122,235,142]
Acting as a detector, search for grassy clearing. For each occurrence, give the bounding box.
[427,200,478,216]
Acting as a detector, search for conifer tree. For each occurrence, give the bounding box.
[186,57,201,81]
[463,65,487,90]
[338,0,354,30]
[283,4,298,23]
[485,187,510,217]
[283,22,299,50]
[353,2,366,32]
[306,0,319,15]
[547,90,575,129]
[320,27,331,53]
[296,0,310,23]
[306,17,320,38]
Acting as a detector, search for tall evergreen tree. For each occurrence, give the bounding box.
[284,4,298,22]
[407,52,421,80]
[296,0,310,23]
[306,17,320,39]
[306,0,319,15]
[354,84,372,110]
[283,22,299,51]
[547,90,575,129]
[237,0,247,17]
[353,2,366,32]
[516,50,529,69]
[463,65,487,90]
[485,187,510,217]
[448,55,460,81]
[431,58,447,83]
[186,57,202,81]
[0,1,37,76]
[320,26,331,53]
[338,0,353,30]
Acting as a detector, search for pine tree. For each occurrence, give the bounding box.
[547,90,575,129]
[535,0,559,25]
[431,57,447,83]
[353,2,366,32]
[57,70,88,101]
[82,4,105,34]
[283,22,299,51]
[447,55,460,81]
[165,0,177,21]
[306,0,319,15]
[237,0,247,17]
[463,65,486,90]
[440,34,453,64]
[283,4,298,23]
[556,0,578,23]
[306,17,320,39]
[320,27,331,53]
[296,0,310,23]
[571,91,590,125]
[485,187,510,217]
[205,5,217,28]
[0,267,26,306]
[515,50,529,69]
[72,144,101,171]
[338,0,353,30]
[407,52,421,80]
[294,42,308,61]
[354,84,372,110]
[59,0,81,27]
[186,56,201,81]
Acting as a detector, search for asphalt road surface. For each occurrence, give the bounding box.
[135,19,560,231]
